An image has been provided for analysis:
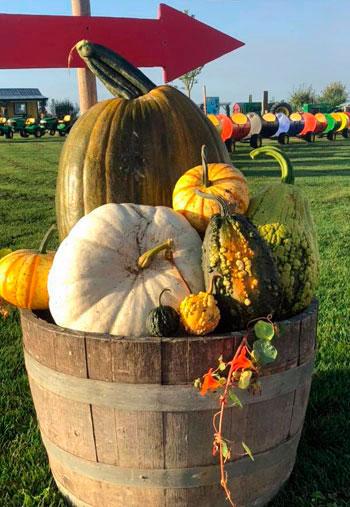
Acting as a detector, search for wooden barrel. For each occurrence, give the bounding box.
[207,114,223,136]
[288,113,304,137]
[299,113,317,137]
[20,300,317,507]
[216,114,234,141]
[260,113,279,138]
[244,112,262,139]
[273,113,291,137]
[230,113,251,141]
[331,112,348,132]
[314,113,328,135]
[323,113,337,134]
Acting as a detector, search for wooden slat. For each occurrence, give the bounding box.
[91,406,118,465]
[289,378,313,437]
[263,317,300,374]
[30,380,96,461]
[21,313,56,369]
[228,391,295,456]
[86,338,114,381]
[110,341,162,384]
[299,304,318,364]
[114,410,164,469]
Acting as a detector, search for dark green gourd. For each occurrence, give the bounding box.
[146,289,180,337]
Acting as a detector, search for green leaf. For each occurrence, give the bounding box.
[228,388,243,408]
[253,339,278,365]
[254,320,275,341]
[221,440,229,458]
[238,370,252,390]
[242,441,254,461]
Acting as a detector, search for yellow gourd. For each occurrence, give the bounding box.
[179,274,220,336]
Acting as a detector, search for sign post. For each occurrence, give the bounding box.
[71,0,97,113]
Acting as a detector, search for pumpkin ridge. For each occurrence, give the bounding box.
[16,254,35,308]
[26,255,40,309]
[0,253,26,305]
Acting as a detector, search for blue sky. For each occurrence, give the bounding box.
[0,0,348,107]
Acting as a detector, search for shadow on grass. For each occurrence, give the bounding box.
[269,367,350,506]
[243,168,350,178]
[0,137,64,144]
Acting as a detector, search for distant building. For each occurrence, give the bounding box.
[0,88,48,118]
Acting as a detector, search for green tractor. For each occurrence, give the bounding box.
[39,116,58,135]
[56,114,73,136]
[7,116,46,138]
[0,117,14,138]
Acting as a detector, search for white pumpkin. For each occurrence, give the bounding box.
[48,203,204,336]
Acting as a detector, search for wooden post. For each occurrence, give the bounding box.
[262,90,269,115]
[203,85,207,115]
[71,0,97,114]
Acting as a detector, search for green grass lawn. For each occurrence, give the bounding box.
[0,135,349,507]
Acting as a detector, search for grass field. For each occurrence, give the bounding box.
[0,135,349,507]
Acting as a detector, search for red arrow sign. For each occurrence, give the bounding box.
[0,4,244,82]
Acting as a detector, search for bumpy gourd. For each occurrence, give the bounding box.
[201,193,281,330]
[56,40,230,240]
[172,145,249,234]
[146,289,180,337]
[179,275,220,336]
[247,146,319,316]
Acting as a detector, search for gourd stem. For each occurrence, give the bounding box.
[195,189,230,216]
[75,40,156,99]
[201,145,210,187]
[207,272,222,295]
[39,225,56,254]
[249,146,295,184]
[138,239,174,270]
[159,288,171,307]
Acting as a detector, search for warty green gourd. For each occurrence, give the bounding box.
[247,146,319,317]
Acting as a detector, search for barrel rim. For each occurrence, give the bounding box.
[20,299,318,344]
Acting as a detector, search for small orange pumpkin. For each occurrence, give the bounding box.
[172,145,249,233]
[0,226,55,309]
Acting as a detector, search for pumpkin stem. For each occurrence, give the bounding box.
[201,145,211,187]
[137,239,174,270]
[39,225,56,254]
[249,146,295,184]
[159,288,171,307]
[207,272,222,295]
[75,40,156,99]
[195,189,233,216]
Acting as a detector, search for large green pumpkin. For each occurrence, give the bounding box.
[56,40,230,240]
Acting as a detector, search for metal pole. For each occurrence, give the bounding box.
[71,0,97,114]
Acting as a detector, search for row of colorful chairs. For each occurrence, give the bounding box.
[207,111,350,149]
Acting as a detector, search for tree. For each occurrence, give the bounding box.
[177,11,203,99]
[319,81,348,110]
[49,99,79,119]
[289,84,317,111]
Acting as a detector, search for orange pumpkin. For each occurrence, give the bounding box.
[172,145,249,233]
[0,226,55,309]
